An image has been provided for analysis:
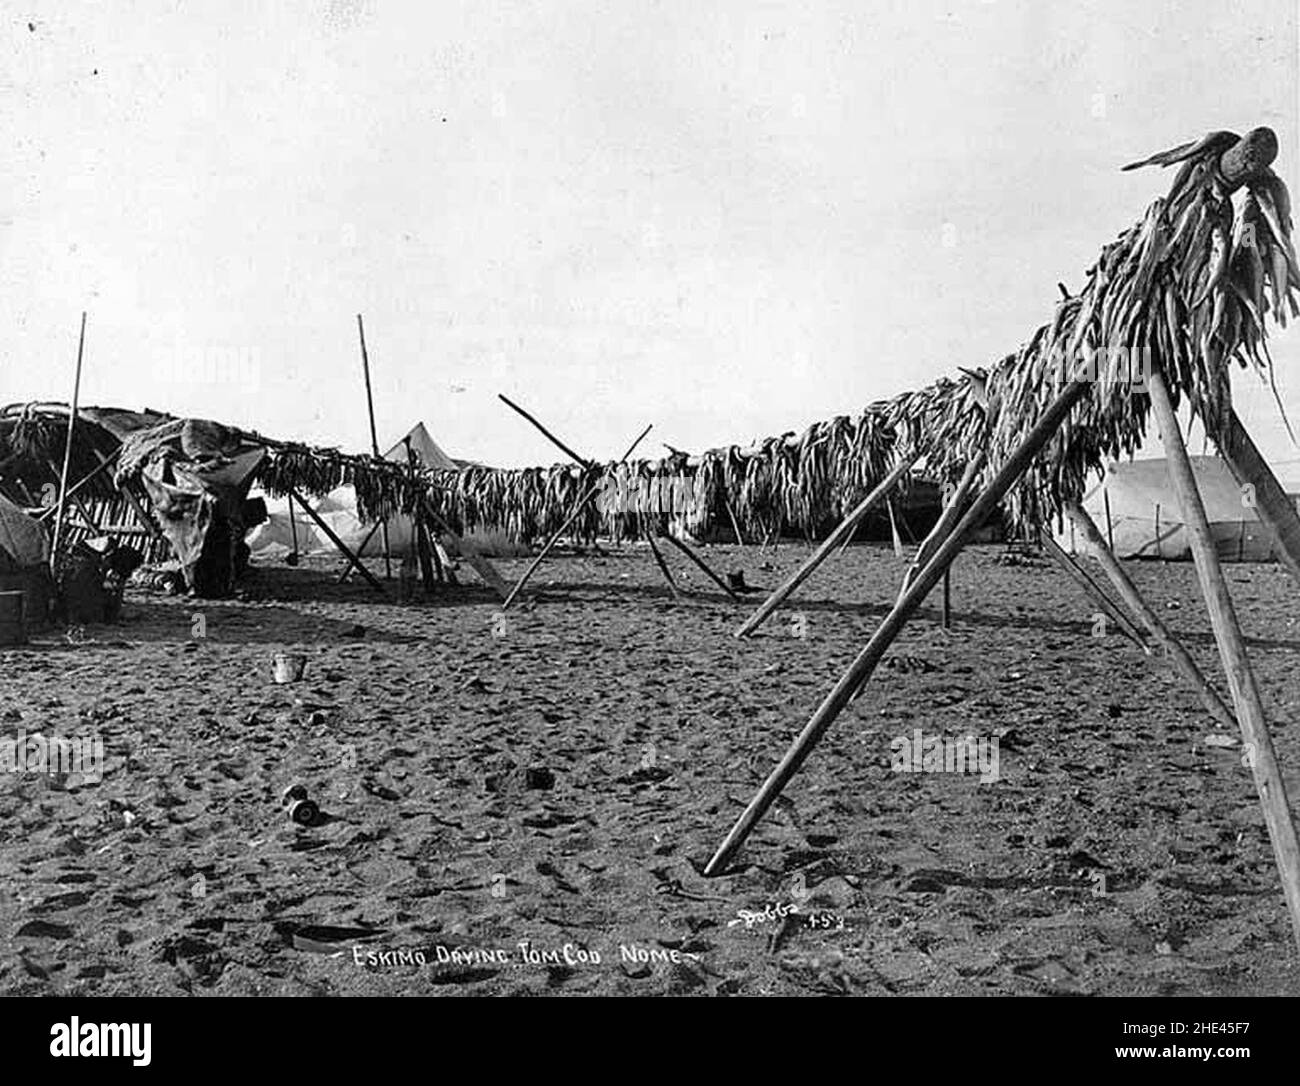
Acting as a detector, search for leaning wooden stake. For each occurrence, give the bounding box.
[1220,407,1300,585]
[286,490,300,562]
[736,454,917,637]
[50,312,87,571]
[498,394,589,466]
[497,393,729,599]
[288,485,386,596]
[900,453,985,599]
[1065,501,1237,731]
[885,498,905,558]
[1147,370,1300,952]
[1041,533,1151,652]
[337,522,383,583]
[706,371,1092,875]
[35,447,117,523]
[501,423,653,610]
[419,497,511,600]
[644,527,680,599]
[724,499,746,547]
[357,314,392,579]
[660,531,738,599]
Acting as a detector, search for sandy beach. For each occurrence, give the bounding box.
[2,542,1297,996]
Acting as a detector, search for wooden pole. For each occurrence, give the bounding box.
[46,456,104,539]
[1065,501,1237,731]
[941,570,951,630]
[645,526,680,599]
[404,438,436,591]
[496,394,734,597]
[420,496,511,600]
[50,312,87,572]
[337,521,383,583]
[287,485,386,596]
[1103,486,1116,555]
[725,498,746,547]
[356,314,392,580]
[501,423,653,610]
[705,370,1092,875]
[84,449,163,543]
[834,517,855,558]
[901,453,986,598]
[34,448,117,522]
[498,393,590,467]
[736,454,917,638]
[658,530,738,599]
[1147,368,1300,951]
[286,490,300,562]
[885,498,905,558]
[1041,532,1151,652]
[1219,408,1300,584]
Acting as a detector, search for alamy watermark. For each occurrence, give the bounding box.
[890,728,999,783]
[1,730,104,779]
[1043,341,1154,391]
[151,342,261,394]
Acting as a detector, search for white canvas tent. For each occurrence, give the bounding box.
[1058,456,1300,562]
[246,422,526,560]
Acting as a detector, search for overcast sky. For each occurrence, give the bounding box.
[1,1,1297,470]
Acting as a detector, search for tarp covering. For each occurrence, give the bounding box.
[0,493,48,571]
[1058,456,1300,562]
[118,419,267,595]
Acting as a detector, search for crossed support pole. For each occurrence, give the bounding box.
[501,423,653,610]
[497,394,738,602]
[734,453,918,638]
[1041,532,1151,652]
[703,358,1300,951]
[706,368,1095,875]
[1219,407,1300,584]
[1064,501,1237,732]
[1146,369,1300,948]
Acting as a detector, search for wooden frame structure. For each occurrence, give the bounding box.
[702,127,1300,953]
[497,394,739,604]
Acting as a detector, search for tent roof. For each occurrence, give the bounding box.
[383,422,459,472]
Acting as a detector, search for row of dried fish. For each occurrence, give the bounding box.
[417,134,1297,543]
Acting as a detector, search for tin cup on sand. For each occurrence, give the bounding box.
[272,652,307,684]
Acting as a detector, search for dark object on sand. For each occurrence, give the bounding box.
[55,538,143,624]
[525,766,555,790]
[283,784,319,826]
[0,590,26,645]
[727,570,759,594]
